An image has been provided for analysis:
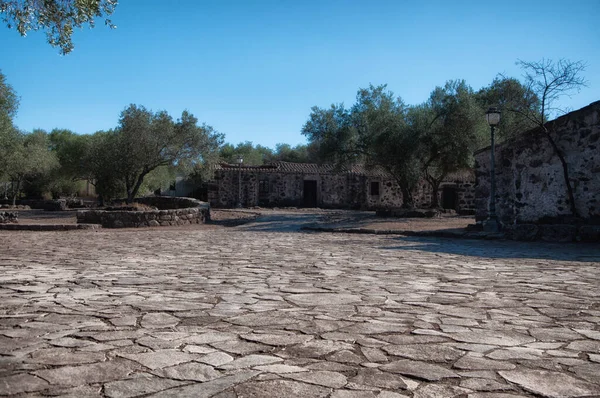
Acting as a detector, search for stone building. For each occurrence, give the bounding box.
[208,161,475,211]
[474,101,600,227]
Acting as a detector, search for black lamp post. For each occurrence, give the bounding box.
[484,107,501,232]
[237,155,243,208]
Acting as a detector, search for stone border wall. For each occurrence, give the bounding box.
[504,223,600,243]
[77,197,210,228]
[0,211,18,224]
[0,224,98,231]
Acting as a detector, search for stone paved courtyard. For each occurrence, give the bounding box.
[1,214,600,397]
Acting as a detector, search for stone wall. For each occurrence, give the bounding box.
[0,211,18,223]
[77,197,210,228]
[211,170,405,209]
[474,101,600,226]
[210,166,475,212]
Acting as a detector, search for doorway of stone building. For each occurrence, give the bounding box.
[303,180,318,207]
[442,186,457,210]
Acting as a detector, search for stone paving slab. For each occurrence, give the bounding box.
[1,219,600,397]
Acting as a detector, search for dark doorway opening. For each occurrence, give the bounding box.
[370,181,380,196]
[442,186,457,210]
[303,180,318,207]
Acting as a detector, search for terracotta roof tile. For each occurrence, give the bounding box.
[215,161,391,177]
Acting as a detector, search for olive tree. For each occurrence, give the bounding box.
[0,0,117,54]
[417,80,487,207]
[111,104,223,203]
[4,130,58,204]
[303,85,421,208]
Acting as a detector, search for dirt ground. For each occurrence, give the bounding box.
[13,207,474,233]
[312,209,473,232]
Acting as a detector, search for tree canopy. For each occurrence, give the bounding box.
[417,80,486,207]
[218,141,318,166]
[0,70,20,190]
[476,77,540,141]
[302,84,424,207]
[0,0,118,54]
[106,104,224,202]
[3,130,59,204]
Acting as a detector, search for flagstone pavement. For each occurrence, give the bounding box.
[1,216,600,397]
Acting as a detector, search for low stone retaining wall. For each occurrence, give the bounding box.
[0,211,18,223]
[0,224,98,231]
[375,208,454,218]
[504,224,600,243]
[76,196,210,228]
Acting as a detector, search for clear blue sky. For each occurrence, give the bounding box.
[1,0,599,148]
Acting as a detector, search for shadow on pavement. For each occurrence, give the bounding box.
[234,213,319,232]
[379,235,600,262]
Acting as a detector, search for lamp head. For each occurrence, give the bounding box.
[486,107,501,126]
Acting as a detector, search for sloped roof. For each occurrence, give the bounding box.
[445,169,475,182]
[215,161,391,177]
[215,161,474,182]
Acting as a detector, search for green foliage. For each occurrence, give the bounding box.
[476,77,540,141]
[140,165,176,194]
[0,69,18,118]
[0,122,19,182]
[0,0,118,54]
[4,130,59,204]
[218,141,318,166]
[419,80,487,206]
[303,84,422,207]
[100,104,224,202]
[0,70,19,184]
[273,143,319,163]
[83,130,125,202]
[302,103,356,165]
[220,141,272,165]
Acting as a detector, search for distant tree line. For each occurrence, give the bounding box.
[0,58,587,210]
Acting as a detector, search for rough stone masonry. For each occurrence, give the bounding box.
[474,101,600,241]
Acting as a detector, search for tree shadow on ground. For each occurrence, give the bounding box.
[233,213,319,232]
[313,211,474,232]
[379,235,600,262]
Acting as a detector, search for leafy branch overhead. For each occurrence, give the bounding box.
[0,0,118,54]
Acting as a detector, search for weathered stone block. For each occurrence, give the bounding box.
[539,224,577,242]
[578,225,600,242]
[44,199,67,211]
[0,211,18,223]
[508,224,539,241]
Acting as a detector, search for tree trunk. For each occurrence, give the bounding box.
[125,178,135,204]
[430,181,440,208]
[543,128,578,218]
[10,179,21,206]
[128,173,147,204]
[400,184,414,209]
